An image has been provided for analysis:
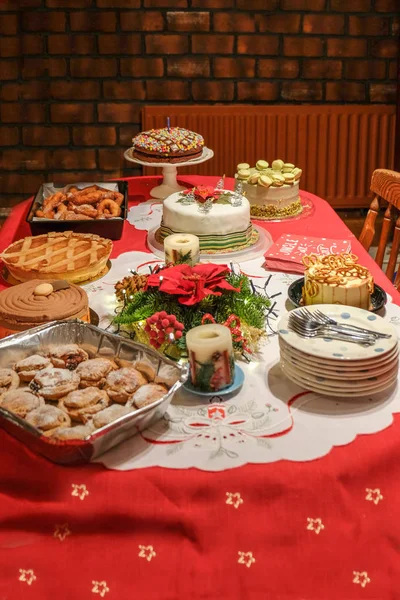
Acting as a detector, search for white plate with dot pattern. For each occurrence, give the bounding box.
[279,344,399,379]
[279,338,399,370]
[280,354,398,390]
[278,305,397,361]
[280,361,398,397]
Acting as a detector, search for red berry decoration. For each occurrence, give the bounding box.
[145,311,184,351]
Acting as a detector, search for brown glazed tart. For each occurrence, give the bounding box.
[0,279,89,337]
[0,231,112,284]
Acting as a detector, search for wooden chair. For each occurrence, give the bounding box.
[359,169,400,289]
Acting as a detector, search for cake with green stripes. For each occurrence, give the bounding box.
[157,185,258,254]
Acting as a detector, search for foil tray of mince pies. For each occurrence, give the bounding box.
[0,321,188,465]
[26,180,128,240]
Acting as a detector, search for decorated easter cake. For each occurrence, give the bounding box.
[157,185,258,253]
[235,159,302,220]
[302,253,374,310]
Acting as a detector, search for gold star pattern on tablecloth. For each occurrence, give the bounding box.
[353,571,370,588]
[138,545,156,562]
[53,523,71,542]
[306,517,324,535]
[92,580,109,597]
[226,492,243,509]
[19,569,36,586]
[238,551,255,568]
[365,488,383,505]
[71,483,89,501]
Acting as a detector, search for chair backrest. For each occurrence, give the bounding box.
[359,169,400,289]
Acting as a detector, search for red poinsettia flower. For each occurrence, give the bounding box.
[146,263,240,306]
[182,186,219,204]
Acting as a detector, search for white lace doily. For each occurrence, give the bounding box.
[127,201,163,231]
[83,251,400,471]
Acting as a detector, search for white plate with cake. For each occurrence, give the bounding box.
[148,184,272,262]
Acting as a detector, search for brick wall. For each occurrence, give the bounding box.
[0,0,398,210]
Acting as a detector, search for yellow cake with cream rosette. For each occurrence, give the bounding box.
[302,253,374,310]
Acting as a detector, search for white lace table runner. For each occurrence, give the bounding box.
[83,251,400,471]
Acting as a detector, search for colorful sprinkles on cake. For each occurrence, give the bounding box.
[132,127,204,156]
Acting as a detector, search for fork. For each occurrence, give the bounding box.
[298,307,391,339]
[288,314,376,346]
[291,312,376,342]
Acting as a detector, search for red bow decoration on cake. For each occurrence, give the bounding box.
[182,186,222,204]
[146,264,239,306]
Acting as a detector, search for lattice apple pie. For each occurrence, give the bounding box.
[0,231,112,284]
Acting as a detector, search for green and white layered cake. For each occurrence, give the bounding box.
[157,186,258,254]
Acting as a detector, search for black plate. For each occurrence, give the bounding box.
[288,277,387,313]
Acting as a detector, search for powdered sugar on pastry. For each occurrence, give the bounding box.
[0,389,44,417]
[30,367,80,400]
[58,387,110,423]
[0,368,20,395]
[14,355,52,382]
[25,404,71,434]
[105,367,147,403]
[92,404,131,429]
[76,358,118,388]
[132,383,167,409]
[49,423,94,440]
[48,345,89,370]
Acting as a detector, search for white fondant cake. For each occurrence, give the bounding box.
[235,159,302,220]
[158,187,257,253]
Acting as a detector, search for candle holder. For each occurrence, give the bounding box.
[186,324,235,392]
[124,147,214,200]
[183,364,245,398]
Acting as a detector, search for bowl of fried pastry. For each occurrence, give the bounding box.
[27,181,128,240]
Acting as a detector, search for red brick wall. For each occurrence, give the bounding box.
[0,0,398,210]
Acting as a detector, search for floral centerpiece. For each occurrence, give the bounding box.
[113,263,271,360]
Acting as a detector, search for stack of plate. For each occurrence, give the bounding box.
[277,305,398,397]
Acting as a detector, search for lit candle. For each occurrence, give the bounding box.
[186,324,235,392]
[164,233,200,266]
[167,117,170,131]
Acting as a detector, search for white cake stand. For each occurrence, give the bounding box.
[124,147,214,200]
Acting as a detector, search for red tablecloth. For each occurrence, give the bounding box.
[1,176,399,600]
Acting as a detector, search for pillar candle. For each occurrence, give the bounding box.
[186,324,235,392]
[164,233,200,266]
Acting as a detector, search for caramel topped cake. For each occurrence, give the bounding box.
[132,127,204,163]
[0,279,89,336]
[302,253,373,310]
[1,231,112,284]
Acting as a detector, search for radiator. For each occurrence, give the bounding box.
[142,105,396,209]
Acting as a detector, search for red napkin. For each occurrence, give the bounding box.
[264,234,352,274]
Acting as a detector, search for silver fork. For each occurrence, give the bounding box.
[288,313,376,346]
[292,312,376,342]
[299,307,391,339]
